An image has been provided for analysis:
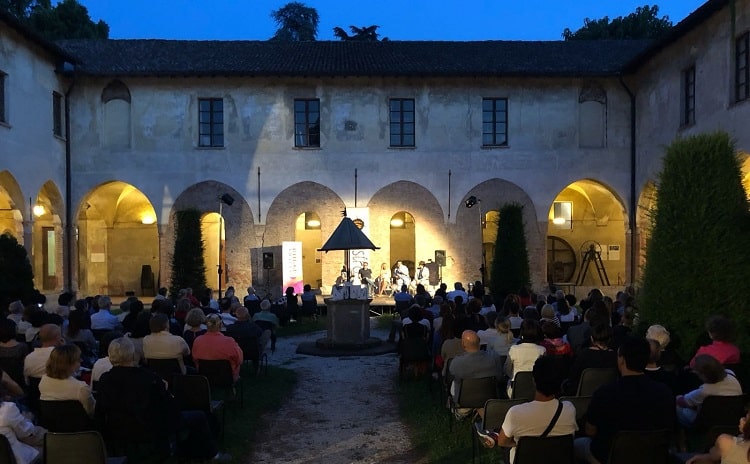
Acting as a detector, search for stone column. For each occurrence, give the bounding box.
[158,223,169,292]
[22,220,33,264]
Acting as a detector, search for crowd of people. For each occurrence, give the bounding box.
[393,282,748,464]
[0,284,299,463]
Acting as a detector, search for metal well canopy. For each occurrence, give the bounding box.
[318,217,379,252]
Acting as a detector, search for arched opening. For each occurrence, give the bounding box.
[0,171,24,242]
[548,180,627,287]
[33,181,64,291]
[78,181,158,296]
[295,212,322,289]
[390,211,415,278]
[200,212,225,294]
[482,210,500,277]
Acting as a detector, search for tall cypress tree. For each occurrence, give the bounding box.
[0,232,36,307]
[489,203,531,299]
[640,132,750,357]
[169,209,207,298]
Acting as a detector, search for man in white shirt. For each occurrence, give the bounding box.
[142,313,191,374]
[414,261,430,287]
[477,356,578,463]
[90,296,123,331]
[23,324,64,383]
[446,282,469,302]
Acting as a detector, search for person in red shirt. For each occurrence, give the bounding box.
[192,314,243,381]
[689,315,741,368]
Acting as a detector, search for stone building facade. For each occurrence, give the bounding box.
[1,0,747,299]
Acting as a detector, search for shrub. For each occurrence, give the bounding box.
[639,132,750,357]
[0,233,37,307]
[489,202,531,299]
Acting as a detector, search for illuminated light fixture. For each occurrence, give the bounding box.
[390,218,404,228]
[32,205,46,217]
[465,196,479,208]
[552,201,572,228]
[141,213,156,225]
[304,212,321,230]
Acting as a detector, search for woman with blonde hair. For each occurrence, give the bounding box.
[38,344,95,417]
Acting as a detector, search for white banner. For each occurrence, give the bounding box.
[282,241,304,294]
[346,207,370,278]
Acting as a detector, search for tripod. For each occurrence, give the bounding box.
[575,244,610,286]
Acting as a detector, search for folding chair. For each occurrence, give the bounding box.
[511,371,535,400]
[576,368,617,396]
[145,357,182,384]
[44,431,127,464]
[38,400,94,433]
[231,336,268,376]
[472,398,526,464]
[448,376,498,431]
[687,394,748,451]
[558,396,592,436]
[608,429,671,464]
[196,359,243,407]
[515,434,575,464]
[399,336,431,381]
[171,374,225,442]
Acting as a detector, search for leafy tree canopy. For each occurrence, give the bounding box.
[1,0,108,40]
[333,25,388,41]
[563,5,672,40]
[270,1,319,41]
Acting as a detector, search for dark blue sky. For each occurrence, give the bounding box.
[78,0,707,41]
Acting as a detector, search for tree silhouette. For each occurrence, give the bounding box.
[333,25,388,41]
[563,5,672,40]
[270,2,319,41]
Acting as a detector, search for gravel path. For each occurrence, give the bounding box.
[246,326,427,464]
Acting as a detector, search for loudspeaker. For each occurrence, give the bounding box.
[263,252,274,269]
[435,250,446,266]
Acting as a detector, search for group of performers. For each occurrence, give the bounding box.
[355,260,430,296]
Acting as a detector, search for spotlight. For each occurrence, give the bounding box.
[465,196,479,208]
[219,193,234,206]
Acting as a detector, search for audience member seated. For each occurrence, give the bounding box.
[482,317,515,357]
[465,299,489,332]
[505,319,546,397]
[226,306,268,350]
[689,315,740,368]
[122,299,146,335]
[182,308,207,351]
[63,309,97,367]
[95,337,231,462]
[557,296,578,324]
[686,408,750,464]
[0,400,46,464]
[90,296,122,331]
[23,309,45,344]
[0,319,28,387]
[611,306,636,350]
[446,282,468,303]
[449,330,504,419]
[477,356,578,463]
[563,323,617,396]
[676,354,743,427]
[143,313,191,375]
[219,300,238,328]
[252,300,279,352]
[574,336,675,464]
[38,344,95,417]
[646,324,683,370]
[540,304,561,328]
[541,321,573,357]
[438,316,463,375]
[644,339,678,394]
[23,324,63,384]
[192,314,243,382]
[6,301,25,330]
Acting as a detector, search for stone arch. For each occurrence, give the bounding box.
[265,182,346,292]
[33,181,64,291]
[549,179,628,289]
[0,171,25,243]
[78,181,158,296]
[368,181,446,282]
[169,181,255,296]
[456,179,541,288]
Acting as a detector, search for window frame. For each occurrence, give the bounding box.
[52,91,63,137]
[198,97,224,148]
[681,65,696,127]
[389,98,415,148]
[482,97,509,147]
[735,32,749,103]
[294,98,320,148]
[0,71,6,124]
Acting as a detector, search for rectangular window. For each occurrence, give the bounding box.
[52,92,63,137]
[294,98,320,148]
[736,32,749,102]
[198,98,224,147]
[482,98,508,146]
[682,65,696,126]
[0,71,6,123]
[389,98,415,147]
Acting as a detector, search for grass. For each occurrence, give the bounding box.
[275,314,327,336]
[398,372,507,464]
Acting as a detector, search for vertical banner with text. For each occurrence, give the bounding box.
[346,207,370,279]
[282,241,304,294]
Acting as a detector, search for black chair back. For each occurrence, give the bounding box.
[300,299,317,317]
[145,357,182,383]
[44,430,126,464]
[0,433,17,464]
[576,368,617,396]
[231,335,267,375]
[197,359,243,407]
[0,356,24,387]
[244,299,261,315]
[558,396,592,433]
[38,400,94,433]
[25,376,41,416]
[607,429,671,464]
[482,398,527,431]
[515,434,575,464]
[171,374,213,413]
[512,371,536,400]
[455,376,498,409]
